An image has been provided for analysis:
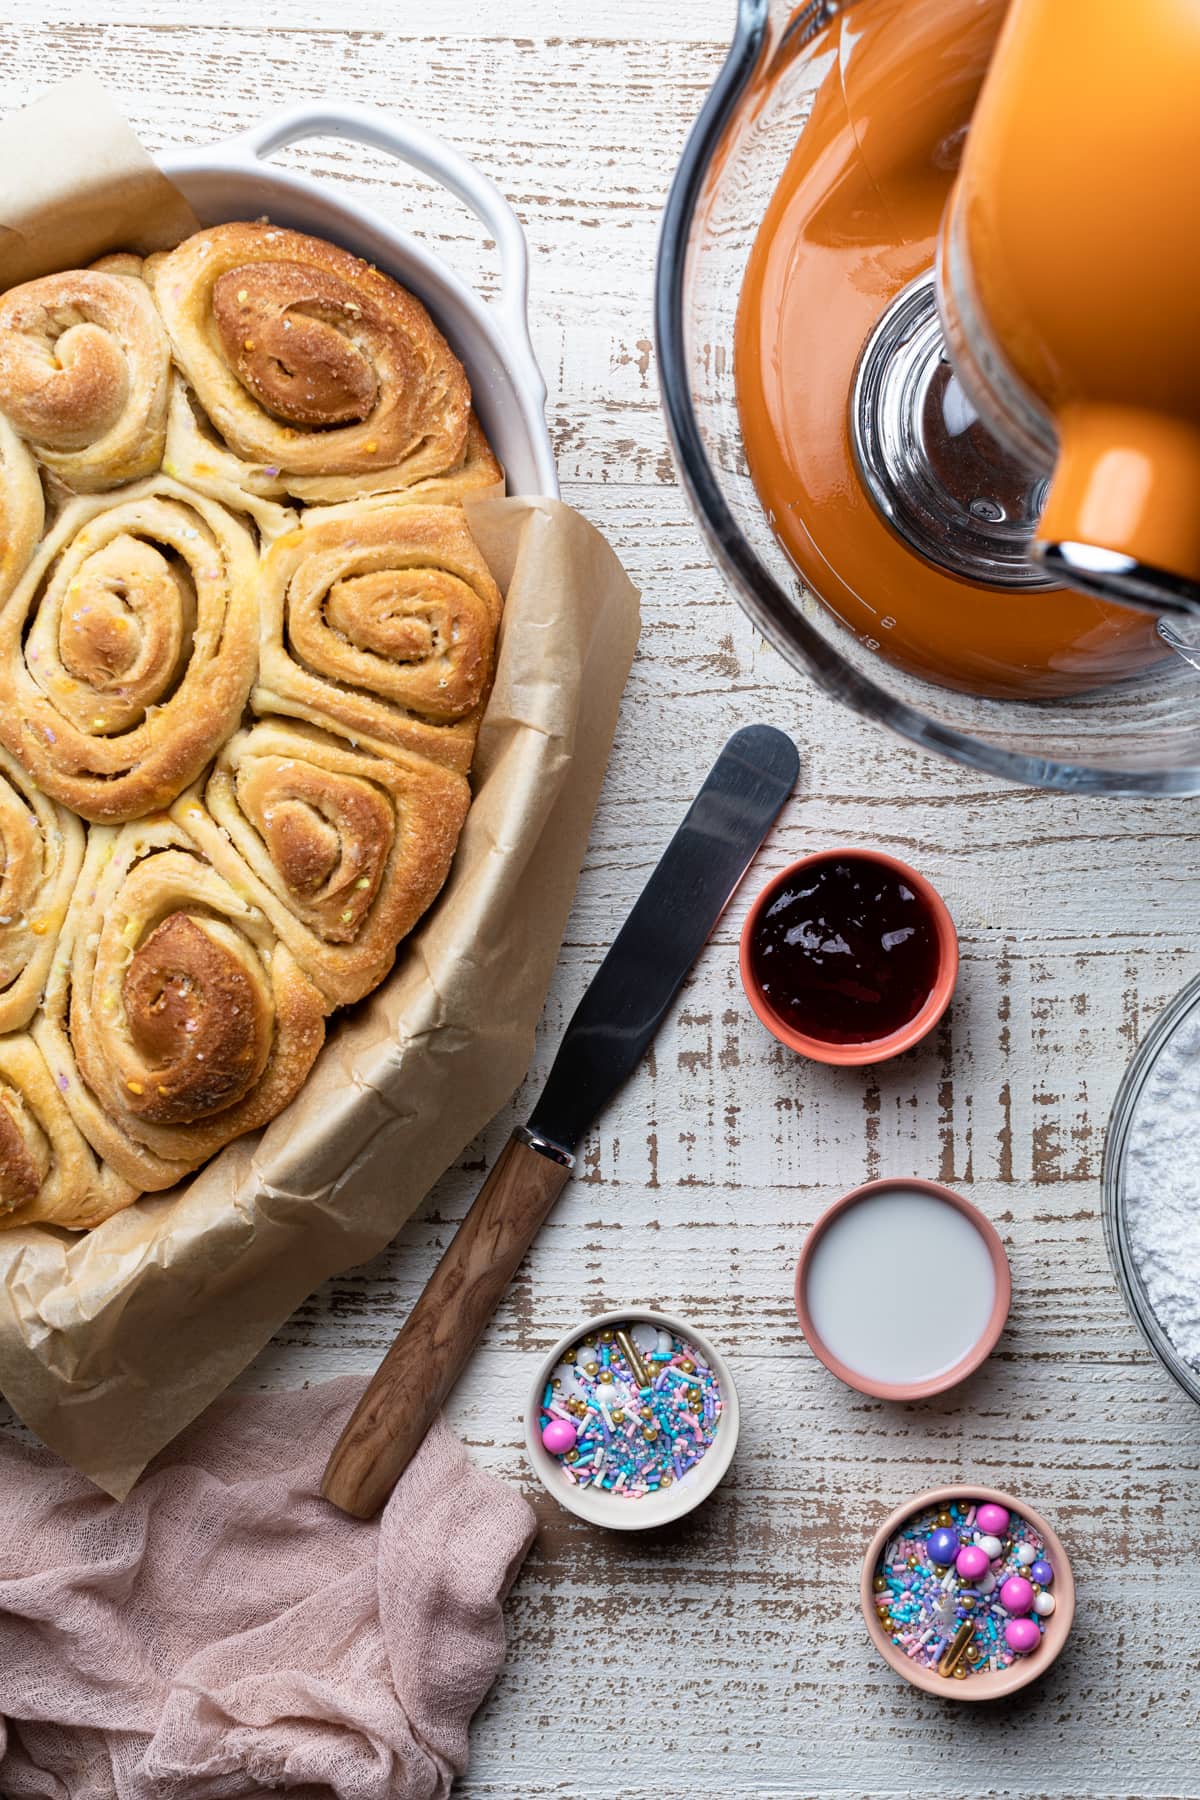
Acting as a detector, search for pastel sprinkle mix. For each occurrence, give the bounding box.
[538,1320,722,1500]
[873,1498,1054,1680]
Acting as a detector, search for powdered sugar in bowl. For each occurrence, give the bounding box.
[1105,971,1200,1405]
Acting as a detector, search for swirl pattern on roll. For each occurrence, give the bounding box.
[0,745,85,1032]
[0,477,260,822]
[0,264,171,492]
[174,720,470,1006]
[150,223,471,503]
[0,1033,134,1229]
[161,368,500,523]
[35,816,327,1190]
[160,373,298,542]
[255,503,504,771]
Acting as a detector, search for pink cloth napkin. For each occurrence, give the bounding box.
[0,1377,535,1799]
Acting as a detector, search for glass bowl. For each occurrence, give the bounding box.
[1103,971,1200,1407]
[654,0,1200,794]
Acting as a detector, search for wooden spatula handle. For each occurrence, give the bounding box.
[321,1131,572,1518]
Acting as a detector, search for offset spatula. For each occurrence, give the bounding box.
[322,724,799,1518]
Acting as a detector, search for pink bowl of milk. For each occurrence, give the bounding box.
[794,1179,1011,1400]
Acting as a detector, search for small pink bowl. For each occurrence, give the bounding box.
[738,848,958,1065]
[795,1178,1011,1400]
[862,1484,1076,1700]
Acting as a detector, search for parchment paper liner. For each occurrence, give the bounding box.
[0,81,640,1497]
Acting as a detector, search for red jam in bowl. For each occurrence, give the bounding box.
[748,853,941,1045]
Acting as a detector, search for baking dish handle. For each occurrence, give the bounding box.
[230,103,547,413]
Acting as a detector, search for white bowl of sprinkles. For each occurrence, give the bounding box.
[524,1308,740,1530]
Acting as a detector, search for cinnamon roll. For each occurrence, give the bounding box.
[0,745,85,1031]
[174,720,470,1006]
[160,363,500,522]
[425,411,504,506]
[149,222,473,503]
[0,1033,134,1229]
[254,502,504,772]
[0,412,44,602]
[0,477,260,822]
[160,373,298,542]
[0,216,510,1229]
[34,815,327,1190]
[288,408,504,509]
[0,263,170,492]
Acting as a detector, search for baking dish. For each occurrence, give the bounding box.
[0,95,646,1500]
[159,102,558,501]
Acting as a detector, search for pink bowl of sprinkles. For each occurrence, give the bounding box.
[524,1309,740,1530]
[861,1485,1076,1700]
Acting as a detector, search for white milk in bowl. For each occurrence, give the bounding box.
[800,1183,1005,1394]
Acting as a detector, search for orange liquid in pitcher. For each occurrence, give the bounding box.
[732,0,1164,700]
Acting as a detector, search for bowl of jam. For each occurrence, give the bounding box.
[739,848,958,1064]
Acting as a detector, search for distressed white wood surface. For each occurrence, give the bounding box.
[3,7,1200,1796]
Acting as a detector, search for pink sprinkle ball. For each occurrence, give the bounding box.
[540,1418,577,1456]
[955,1544,990,1582]
[1004,1616,1041,1655]
[976,1502,1010,1535]
[999,1574,1035,1614]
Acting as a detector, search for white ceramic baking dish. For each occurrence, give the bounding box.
[159,102,558,499]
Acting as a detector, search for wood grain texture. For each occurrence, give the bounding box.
[323,1134,572,1519]
[1,6,1199,1795]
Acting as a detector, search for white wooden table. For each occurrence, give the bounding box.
[4,5,1200,1795]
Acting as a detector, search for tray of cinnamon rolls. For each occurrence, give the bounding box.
[0,217,513,1229]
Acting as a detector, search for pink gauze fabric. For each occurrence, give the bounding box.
[0,1377,535,1800]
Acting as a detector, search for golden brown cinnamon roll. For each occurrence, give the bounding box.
[173,720,470,1006]
[254,502,504,773]
[0,1033,134,1230]
[160,362,500,522]
[0,217,511,1230]
[0,477,260,822]
[288,408,504,509]
[0,412,44,602]
[34,814,327,1190]
[0,264,170,491]
[0,745,85,1031]
[149,222,474,504]
[160,373,298,542]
